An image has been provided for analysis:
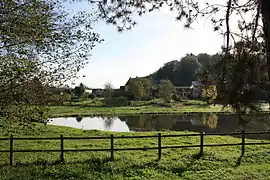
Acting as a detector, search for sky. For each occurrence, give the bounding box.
[64,1,224,89]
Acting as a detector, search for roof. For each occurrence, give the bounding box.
[175,85,194,89]
[125,77,147,86]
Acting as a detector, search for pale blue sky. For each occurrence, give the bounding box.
[65,1,224,89]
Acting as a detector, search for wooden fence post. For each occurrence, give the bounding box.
[60,135,64,162]
[158,133,162,160]
[199,131,205,156]
[9,134,13,165]
[110,135,114,161]
[241,130,245,156]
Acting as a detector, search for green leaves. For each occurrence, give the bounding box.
[158,79,175,102]
[0,0,101,126]
[129,78,152,100]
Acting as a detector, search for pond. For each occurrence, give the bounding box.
[49,113,270,136]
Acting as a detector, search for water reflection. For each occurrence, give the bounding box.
[76,116,82,122]
[103,117,114,129]
[49,113,270,139]
[201,114,218,129]
[49,117,130,132]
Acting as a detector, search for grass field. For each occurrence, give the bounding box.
[0,124,270,179]
[48,99,231,117]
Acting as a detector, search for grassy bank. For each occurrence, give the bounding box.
[0,124,270,179]
[48,99,231,117]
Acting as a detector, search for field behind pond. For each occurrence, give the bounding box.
[0,124,270,180]
[48,99,232,117]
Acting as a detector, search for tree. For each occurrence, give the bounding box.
[92,0,268,59]
[197,53,212,68]
[129,78,151,100]
[104,82,114,98]
[154,60,179,85]
[1,0,101,83]
[158,79,175,102]
[197,53,223,87]
[202,85,218,104]
[81,0,270,116]
[219,41,267,113]
[153,54,201,86]
[74,83,85,98]
[1,0,101,126]
[178,54,201,86]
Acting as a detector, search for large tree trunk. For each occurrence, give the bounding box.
[261,0,270,108]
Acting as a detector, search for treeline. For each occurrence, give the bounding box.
[46,49,268,106]
[45,53,222,106]
[152,51,268,102]
[151,53,221,86]
[105,79,177,106]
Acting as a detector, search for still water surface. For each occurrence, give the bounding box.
[49,114,270,135]
[49,116,130,132]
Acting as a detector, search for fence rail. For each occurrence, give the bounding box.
[1,130,270,165]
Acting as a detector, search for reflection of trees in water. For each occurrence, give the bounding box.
[76,116,83,122]
[201,114,218,129]
[243,114,270,131]
[103,116,115,128]
[123,115,177,131]
[120,113,270,135]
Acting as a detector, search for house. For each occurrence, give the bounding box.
[85,89,92,94]
[123,77,148,92]
[175,86,193,98]
[122,77,204,99]
[175,81,203,98]
[191,81,203,98]
[120,86,126,91]
[92,88,104,97]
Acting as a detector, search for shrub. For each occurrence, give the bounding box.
[81,92,90,101]
[202,85,217,104]
[172,93,182,102]
[112,90,134,101]
[104,96,129,107]
[71,96,80,102]
[88,93,96,99]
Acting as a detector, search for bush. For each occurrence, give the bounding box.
[172,94,182,102]
[46,93,71,105]
[71,96,80,102]
[104,96,129,107]
[202,85,217,104]
[112,90,134,101]
[129,100,152,106]
[81,92,90,101]
[88,93,96,99]
[150,98,165,105]
[183,100,207,105]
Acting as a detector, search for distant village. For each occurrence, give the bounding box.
[87,77,203,99]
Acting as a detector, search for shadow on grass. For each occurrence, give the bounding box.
[0,157,112,168]
[0,152,242,178]
[166,153,203,177]
[0,153,201,169]
[235,154,244,167]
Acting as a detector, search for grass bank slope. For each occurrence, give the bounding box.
[0,124,270,179]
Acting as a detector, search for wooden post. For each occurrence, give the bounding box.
[10,134,13,165]
[60,135,64,162]
[110,135,114,161]
[158,133,162,160]
[199,131,204,156]
[241,130,245,156]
